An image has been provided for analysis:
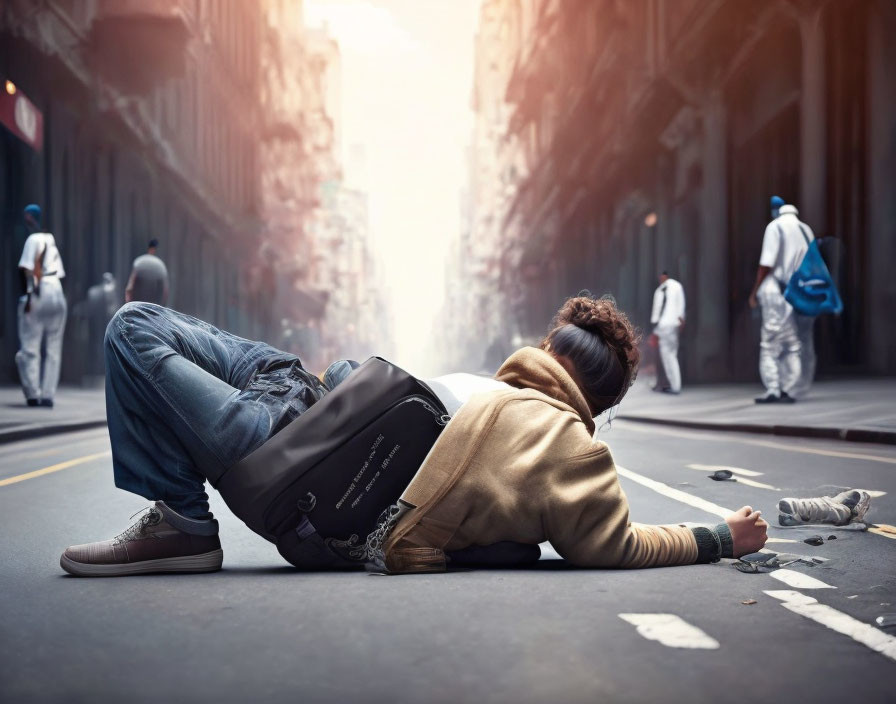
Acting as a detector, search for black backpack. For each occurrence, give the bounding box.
[211,356,449,569]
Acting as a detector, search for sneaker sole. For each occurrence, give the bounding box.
[60,549,223,577]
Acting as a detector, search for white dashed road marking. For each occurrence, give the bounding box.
[616,466,733,519]
[618,614,720,650]
[768,569,836,590]
[684,463,781,490]
[686,463,764,477]
[765,590,896,663]
[617,465,885,543]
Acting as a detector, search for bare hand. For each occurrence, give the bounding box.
[726,505,768,557]
[748,294,758,309]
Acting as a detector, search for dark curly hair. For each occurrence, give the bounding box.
[540,293,641,414]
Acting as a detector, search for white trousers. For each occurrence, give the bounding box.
[757,277,801,396]
[655,324,681,392]
[789,314,816,399]
[16,278,67,401]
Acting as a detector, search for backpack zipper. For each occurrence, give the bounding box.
[399,395,451,426]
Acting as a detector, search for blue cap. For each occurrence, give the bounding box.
[24,204,41,221]
[770,196,785,209]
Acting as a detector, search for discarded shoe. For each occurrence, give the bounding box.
[778,489,871,527]
[836,489,871,523]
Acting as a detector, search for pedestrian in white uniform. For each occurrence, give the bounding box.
[748,196,813,404]
[16,204,67,408]
[650,271,685,394]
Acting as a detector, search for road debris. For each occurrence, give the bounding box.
[734,551,828,573]
[741,599,757,605]
[803,535,825,546]
[708,470,734,481]
[875,614,896,632]
[734,561,761,573]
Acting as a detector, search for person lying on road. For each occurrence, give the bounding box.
[60,295,767,576]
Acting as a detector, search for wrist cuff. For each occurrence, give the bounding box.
[690,527,722,563]
[714,523,734,558]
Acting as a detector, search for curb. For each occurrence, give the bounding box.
[4,414,894,447]
[0,419,108,445]
[618,415,896,446]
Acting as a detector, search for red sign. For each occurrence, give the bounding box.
[0,80,43,151]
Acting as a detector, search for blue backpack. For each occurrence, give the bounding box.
[782,224,843,316]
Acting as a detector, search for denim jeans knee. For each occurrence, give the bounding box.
[323,359,360,390]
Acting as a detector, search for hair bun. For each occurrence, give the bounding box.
[551,294,641,382]
[558,298,605,333]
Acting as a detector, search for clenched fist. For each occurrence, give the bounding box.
[726,506,769,557]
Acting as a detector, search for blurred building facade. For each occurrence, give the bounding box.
[261,7,388,371]
[456,0,896,380]
[260,4,336,371]
[1,0,386,384]
[0,0,269,384]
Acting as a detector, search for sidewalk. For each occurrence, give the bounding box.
[0,386,107,444]
[619,378,896,445]
[2,378,893,446]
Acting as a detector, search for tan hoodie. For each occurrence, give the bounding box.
[382,347,698,573]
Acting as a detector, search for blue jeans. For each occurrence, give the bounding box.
[104,303,357,519]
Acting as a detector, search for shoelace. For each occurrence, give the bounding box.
[785,496,850,522]
[113,507,162,544]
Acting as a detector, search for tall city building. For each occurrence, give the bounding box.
[0,0,267,382]
[459,0,896,380]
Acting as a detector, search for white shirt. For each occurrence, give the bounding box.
[425,373,512,416]
[18,232,65,278]
[759,206,814,284]
[650,278,685,328]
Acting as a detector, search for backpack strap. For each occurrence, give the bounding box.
[277,514,355,570]
[776,222,812,246]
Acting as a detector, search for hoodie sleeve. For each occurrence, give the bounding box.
[541,446,699,568]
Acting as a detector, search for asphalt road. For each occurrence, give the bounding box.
[1,422,894,704]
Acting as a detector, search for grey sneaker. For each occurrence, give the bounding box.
[778,489,872,527]
[835,489,872,523]
[60,502,223,576]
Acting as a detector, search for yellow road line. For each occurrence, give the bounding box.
[0,451,110,487]
[869,524,896,540]
[618,422,896,465]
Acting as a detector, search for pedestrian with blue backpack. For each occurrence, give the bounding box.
[748,196,842,404]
